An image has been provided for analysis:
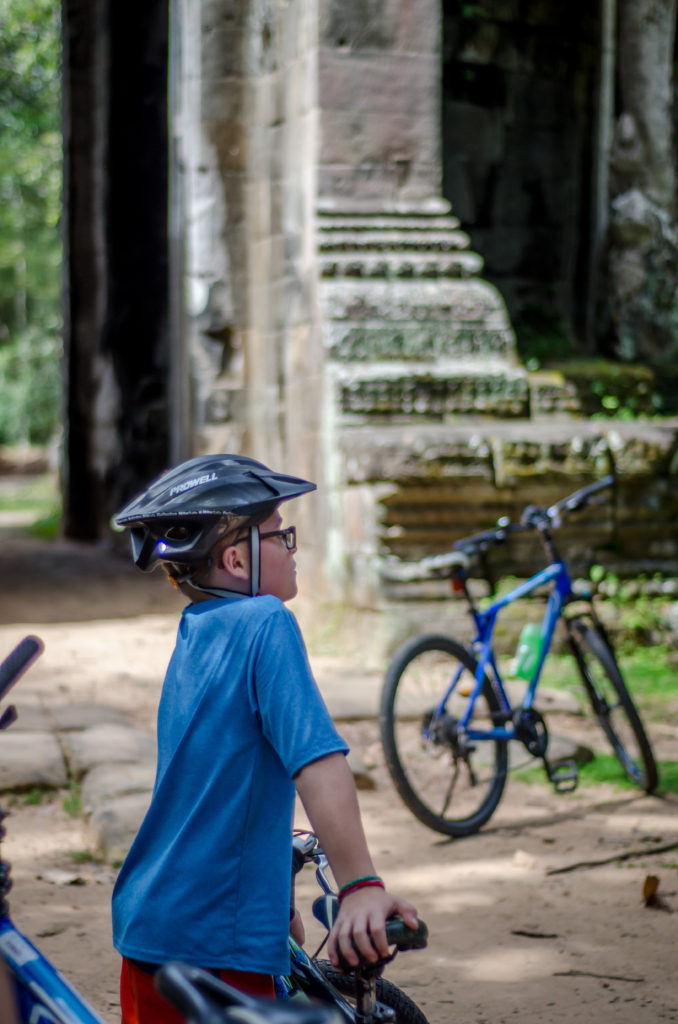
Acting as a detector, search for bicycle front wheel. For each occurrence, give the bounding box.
[569,622,658,792]
[379,634,508,837]
[314,961,428,1024]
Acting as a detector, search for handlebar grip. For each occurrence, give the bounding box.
[0,636,43,701]
[385,915,428,951]
[312,897,428,952]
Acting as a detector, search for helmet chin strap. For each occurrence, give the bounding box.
[187,526,261,601]
[249,525,261,596]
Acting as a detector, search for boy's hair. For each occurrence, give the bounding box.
[163,512,268,596]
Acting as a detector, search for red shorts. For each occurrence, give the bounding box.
[120,957,275,1024]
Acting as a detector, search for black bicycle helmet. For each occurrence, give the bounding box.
[115,454,316,577]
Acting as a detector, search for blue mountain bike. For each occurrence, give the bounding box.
[379,476,658,837]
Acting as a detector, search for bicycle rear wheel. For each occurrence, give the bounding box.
[314,961,428,1024]
[568,621,658,792]
[379,634,508,837]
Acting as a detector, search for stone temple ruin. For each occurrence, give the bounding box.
[62,0,678,606]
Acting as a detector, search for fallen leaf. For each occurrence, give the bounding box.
[37,923,67,937]
[643,875,659,903]
[643,874,672,912]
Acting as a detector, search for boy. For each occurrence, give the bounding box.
[112,453,418,1024]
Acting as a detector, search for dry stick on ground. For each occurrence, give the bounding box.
[546,840,678,875]
[553,970,645,983]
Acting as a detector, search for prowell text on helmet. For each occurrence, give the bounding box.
[169,472,218,497]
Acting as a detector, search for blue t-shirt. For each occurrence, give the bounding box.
[112,595,348,974]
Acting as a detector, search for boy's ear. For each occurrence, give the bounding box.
[219,542,249,578]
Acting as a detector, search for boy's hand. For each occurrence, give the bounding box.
[327,887,418,969]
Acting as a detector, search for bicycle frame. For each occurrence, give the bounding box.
[433,558,576,742]
[1,914,107,1024]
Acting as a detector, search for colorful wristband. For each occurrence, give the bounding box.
[337,875,385,902]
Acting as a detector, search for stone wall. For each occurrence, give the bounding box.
[338,417,678,609]
[318,0,441,203]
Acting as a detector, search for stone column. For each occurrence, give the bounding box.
[172,0,327,581]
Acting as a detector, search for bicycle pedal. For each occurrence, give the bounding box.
[546,759,578,793]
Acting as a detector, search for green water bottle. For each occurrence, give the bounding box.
[512,622,542,680]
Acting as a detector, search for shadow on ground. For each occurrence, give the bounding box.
[0,535,183,624]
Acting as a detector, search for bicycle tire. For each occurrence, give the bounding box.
[379,634,508,837]
[568,621,658,792]
[313,960,428,1024]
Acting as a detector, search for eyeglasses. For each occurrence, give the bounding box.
[259,525,297,550]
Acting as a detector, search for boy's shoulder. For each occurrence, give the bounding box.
[183,593,291,627]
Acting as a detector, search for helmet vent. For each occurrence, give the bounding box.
[164,525,191,541]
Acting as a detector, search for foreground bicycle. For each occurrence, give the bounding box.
[379,475,658,837]
[0,637,428,1024]
[0,636,110,1024]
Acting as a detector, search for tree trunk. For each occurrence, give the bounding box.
[62,0,171,539]
[604,0,678,365]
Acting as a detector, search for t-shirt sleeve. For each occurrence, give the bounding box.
[248,604,348,778]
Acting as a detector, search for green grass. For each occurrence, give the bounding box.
[62,781,82,818]
[654,760,678,792]
[27,507,61,539]
[0,472,57,512]
[0,471,61,538]
[541,646,677,717]
[514,756,678,793]
[66,849,102,864]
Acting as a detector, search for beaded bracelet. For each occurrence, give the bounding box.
[337,875,385,903]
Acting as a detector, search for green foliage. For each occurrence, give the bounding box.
[0,326,61,443]
[0,0,62,444]
[588,566,669,653]
[558,360,665,419]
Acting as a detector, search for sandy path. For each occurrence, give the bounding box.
[0,538,676,1024]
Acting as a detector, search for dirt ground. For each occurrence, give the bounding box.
[0,536,677,1024]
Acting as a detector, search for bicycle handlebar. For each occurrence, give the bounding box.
[0,636,43,732]
[155,963,341,1024]
[521,474,613,530]
[546,474,614,520]
[453,520,526,557]
[0,636,43,702]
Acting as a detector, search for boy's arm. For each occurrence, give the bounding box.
[294,751,418,968]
